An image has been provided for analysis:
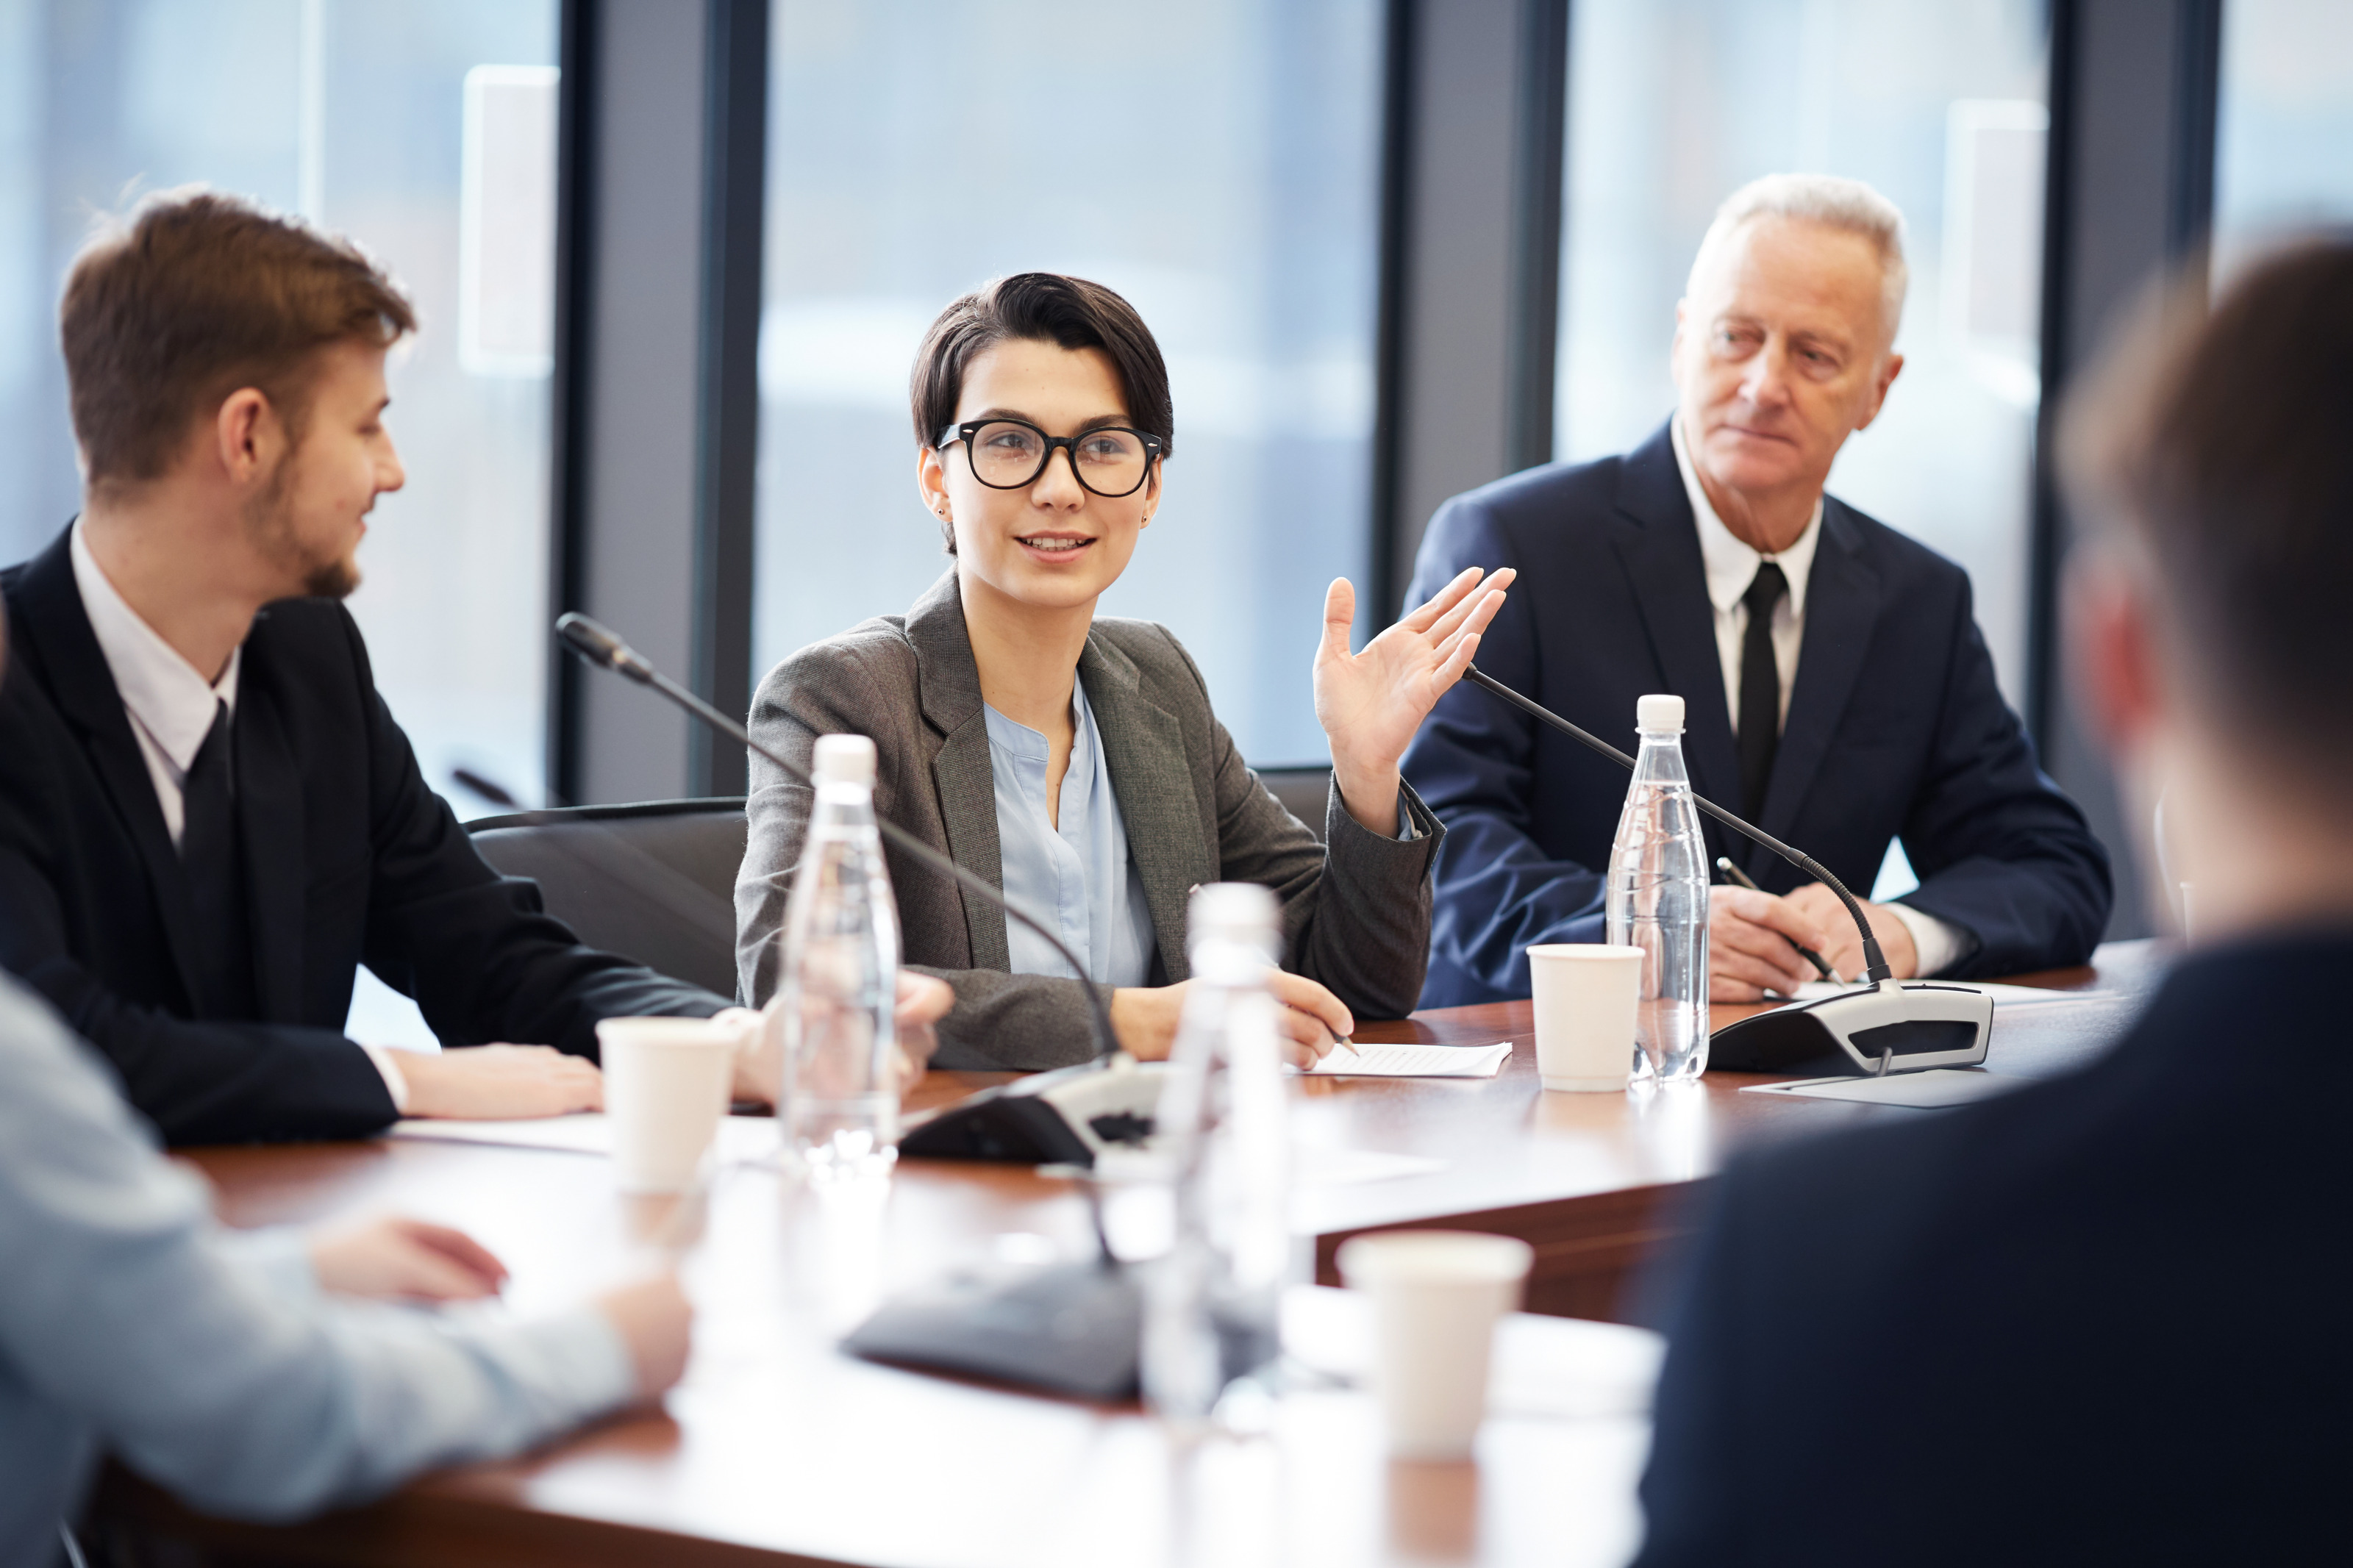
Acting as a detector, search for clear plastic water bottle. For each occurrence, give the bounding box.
[778,734,901,1181]
[1142,883,1295,1428]
[1607,693,1711,1084]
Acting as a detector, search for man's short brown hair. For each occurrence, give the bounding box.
[910,273,1173,553]
[2062,237,2353,778]
[62,189,415,489]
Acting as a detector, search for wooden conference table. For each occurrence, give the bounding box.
[96,943,2162,1567]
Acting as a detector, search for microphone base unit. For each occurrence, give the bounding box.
[898,1056,1172,1167]
[1709,979,1996,1078]
[842,1259,1142,1401]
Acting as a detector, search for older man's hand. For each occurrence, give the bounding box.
[1783,884,1918,986]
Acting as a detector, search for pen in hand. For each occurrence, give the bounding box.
[1715,857,1840,985]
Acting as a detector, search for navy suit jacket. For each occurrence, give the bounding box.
[1634,934,2353,1565]
[0,526,726,1145]
[1401,422,2110,1004]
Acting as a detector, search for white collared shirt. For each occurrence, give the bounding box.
[1668,424,1968,979]
[69,520,241,851]
[68,520,411,1108]
[1672,416,1822,736]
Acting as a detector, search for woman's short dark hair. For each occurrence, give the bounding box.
[910,273,1173,552]
[2062,237,2353,779]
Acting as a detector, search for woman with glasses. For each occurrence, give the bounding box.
[734,273,1511,1067]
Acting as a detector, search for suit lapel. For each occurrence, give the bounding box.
[906,571,1009,970]
[1761,501,1882,855]
[232,653,306,1023]
[1079,631,1208,983]
[1605,429,1745,839]
[7,529,209,1010]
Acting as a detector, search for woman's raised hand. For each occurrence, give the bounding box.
[1311,567,1515,833]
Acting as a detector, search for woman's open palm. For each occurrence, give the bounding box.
[1313,566,1515,778]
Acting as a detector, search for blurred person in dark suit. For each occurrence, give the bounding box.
[1632,240,2353,1564]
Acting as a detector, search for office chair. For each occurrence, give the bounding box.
[1254,765,1334,842]
[466,798,748,998]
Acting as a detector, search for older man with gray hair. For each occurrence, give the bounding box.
[1402,173,2110,1006]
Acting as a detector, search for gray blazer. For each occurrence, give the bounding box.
[735,570,1445,1070]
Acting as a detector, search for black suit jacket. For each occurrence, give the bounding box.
[1633,933,2353,1565]
[1400,422,2111,1004]
[0,527,726,1145]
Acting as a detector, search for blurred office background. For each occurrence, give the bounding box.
[2,0,2349,945]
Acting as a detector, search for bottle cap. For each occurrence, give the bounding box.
[1188,881,1279,959]
[1636,693,1685,734]
[813,733,877,786]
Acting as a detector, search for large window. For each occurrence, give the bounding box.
[0,0,558,812]
[754,0,1385,766]
[1552,0,2049,712]
[2215,0,2353,278]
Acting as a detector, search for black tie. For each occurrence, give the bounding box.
[1738,562,1788,821]
[181,700,257,1020]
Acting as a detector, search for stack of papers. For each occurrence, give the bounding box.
[1303,1041,1514,1078]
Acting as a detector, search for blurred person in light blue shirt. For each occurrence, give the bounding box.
[0,596,693,1567]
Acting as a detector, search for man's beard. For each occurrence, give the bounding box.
[243,463,361,599]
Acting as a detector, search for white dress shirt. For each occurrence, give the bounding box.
[1668,424,1968,978]
[68,520,413,1106]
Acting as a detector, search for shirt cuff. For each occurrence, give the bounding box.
[1889,901,1974,978]
[360,1045,412,1114]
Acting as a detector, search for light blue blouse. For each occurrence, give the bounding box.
[982,675,1157,988]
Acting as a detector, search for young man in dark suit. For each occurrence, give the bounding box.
[1632,242,2353,1564]
[0,191,755,1144]
[1402,174,2110,1005]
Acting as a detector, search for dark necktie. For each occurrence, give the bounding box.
[1737,562,1789,820]
[180,699,257,1020]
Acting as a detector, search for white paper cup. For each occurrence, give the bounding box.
[597,1017,737,1194]
[1527,942,1643,1092]
[1338,1230,1535,1460]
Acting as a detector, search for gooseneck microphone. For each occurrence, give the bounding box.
[1460,665,1889,981]
[560,613,1157,1395]
[558,614,1176,1169]
[557,612,1120,1063]
[1459,664,1994,1077]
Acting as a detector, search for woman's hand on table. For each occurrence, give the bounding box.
[1313,566,1515,834]
[891,970,954,1089]
[720,972,954,1108]
[1113,971,1354,1069]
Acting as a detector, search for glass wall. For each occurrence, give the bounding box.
[1552,0,2049,712]
[0,0,557,813]
[2214,0,2353,281]
[754,0,1385,766]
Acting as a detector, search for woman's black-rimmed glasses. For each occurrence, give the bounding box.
[935,418,1164,498]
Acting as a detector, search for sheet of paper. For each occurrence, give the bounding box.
[1789,980,2118,1008]
[1303,1041,1514,1078]
[1740,1068,2023,1109]
[1293,1147,1449,1185]
[389,1112,781,1164]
